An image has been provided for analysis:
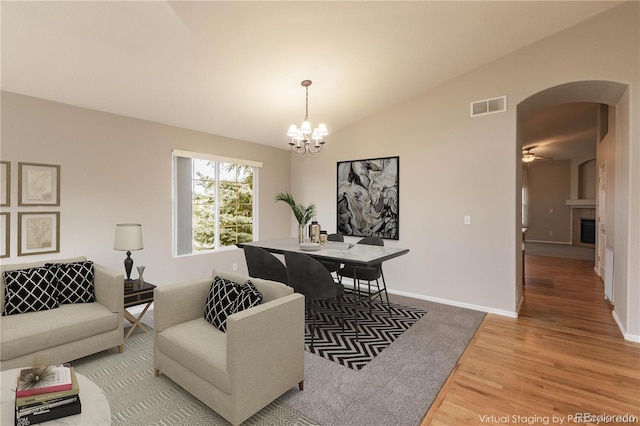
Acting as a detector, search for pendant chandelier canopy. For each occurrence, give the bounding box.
[287,80,328,155]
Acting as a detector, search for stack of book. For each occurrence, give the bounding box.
[14,365,81,426]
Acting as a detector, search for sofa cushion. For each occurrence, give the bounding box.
[0,303,119,361]
[157,318,231,394]
[2,267,59,315]
[46,261,95,304]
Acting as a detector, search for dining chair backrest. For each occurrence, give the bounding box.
[327,233,344,242]
[243,246,288,285]
[285,252,343,301]
[357,236,384,247]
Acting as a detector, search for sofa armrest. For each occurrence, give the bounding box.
[226,293,305,394]
[93,264,124,314]
[154,278,212,332]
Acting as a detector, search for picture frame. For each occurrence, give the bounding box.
[18,162,60,206]
[1,161,10,206]
[18,212,60,256]
[336,156,400,240]
[1,212,9,258]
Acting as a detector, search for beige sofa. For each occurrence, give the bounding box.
[154,269,305,426]
[0,256,124,371]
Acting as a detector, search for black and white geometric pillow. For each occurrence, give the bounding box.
[233,280,263,314]
[2,267,59,315]
[46,261,95,304]
[204,276,242,332]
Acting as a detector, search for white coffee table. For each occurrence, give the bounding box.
[1,368,111,425]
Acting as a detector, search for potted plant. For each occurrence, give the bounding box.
[275,192,317,243]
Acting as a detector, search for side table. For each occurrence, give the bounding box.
[124,280,156,340]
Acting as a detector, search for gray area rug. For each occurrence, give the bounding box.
[72,293,485,425]
[281,293,485,426]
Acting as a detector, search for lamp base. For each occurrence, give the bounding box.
[124,251,133,281]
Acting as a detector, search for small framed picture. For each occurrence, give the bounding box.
[1,161,10,206]
[18,162,60,206]
[18,212,60,256]
[1,212,9,258]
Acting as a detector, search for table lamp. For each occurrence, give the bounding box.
[114,224,143,281]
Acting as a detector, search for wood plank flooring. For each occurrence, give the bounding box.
[421,255,640,425]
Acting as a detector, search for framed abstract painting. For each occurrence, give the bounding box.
[336,156,399,240]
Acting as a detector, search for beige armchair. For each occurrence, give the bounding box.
[153,269,305,425]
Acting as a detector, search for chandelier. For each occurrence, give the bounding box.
[287,80,328,155]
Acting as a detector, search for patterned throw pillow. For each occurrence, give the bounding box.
[46,261,95,304]
[203,276,263,332]
[234,280,263,313]
[2,267,59,315]
[204,276,243,332]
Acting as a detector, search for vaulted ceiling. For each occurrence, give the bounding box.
[1,1,621,150]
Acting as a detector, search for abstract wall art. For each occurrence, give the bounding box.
[336,156,399,240]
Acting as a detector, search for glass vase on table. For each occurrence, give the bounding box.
[137,266,145,288]
[298,224,307,243]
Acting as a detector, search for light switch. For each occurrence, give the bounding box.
[464,215,471,225]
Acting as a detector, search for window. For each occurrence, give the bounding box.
[173,150,262,256]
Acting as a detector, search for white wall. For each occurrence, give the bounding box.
[0,92,292,285]
[291,2,639,335]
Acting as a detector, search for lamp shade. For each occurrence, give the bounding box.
[114,224,143,251]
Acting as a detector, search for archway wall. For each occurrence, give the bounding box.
[289,2,638,330]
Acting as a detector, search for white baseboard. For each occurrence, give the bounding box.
[612,310,640,343]
[387,289,518,318]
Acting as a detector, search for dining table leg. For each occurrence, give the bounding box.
[354,265,359,342]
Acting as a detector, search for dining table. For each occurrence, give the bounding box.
[237,238,410,339]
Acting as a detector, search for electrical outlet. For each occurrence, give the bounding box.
[232,262,238,272]
[464,215,471,225]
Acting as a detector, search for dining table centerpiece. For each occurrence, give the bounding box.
[275,192,317,243]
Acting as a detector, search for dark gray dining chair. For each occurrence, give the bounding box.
[285,251,344,350]
[337,236,391,315]
[320,233,344,279]
[243,246,288,286]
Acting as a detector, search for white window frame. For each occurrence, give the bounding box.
[172,150,262,257]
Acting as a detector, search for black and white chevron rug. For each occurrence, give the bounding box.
[304,294,427,370]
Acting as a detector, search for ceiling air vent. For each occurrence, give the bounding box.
[470,95,507,117]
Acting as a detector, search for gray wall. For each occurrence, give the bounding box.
[1,3,637,338]
[526,160,572,243]
[290,2,639,337]
[0,92,292,284]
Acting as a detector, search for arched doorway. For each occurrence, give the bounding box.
[515,80,629,319]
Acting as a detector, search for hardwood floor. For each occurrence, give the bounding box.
[421,254,640,425]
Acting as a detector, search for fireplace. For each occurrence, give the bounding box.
[580,218,596,244]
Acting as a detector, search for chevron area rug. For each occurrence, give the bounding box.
[305,294,426,370]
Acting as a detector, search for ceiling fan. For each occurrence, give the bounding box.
[522,148,553,163]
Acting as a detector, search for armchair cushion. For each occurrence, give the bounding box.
[2,267,59,315]
[204,276,263,332]
[47,261,95,304]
